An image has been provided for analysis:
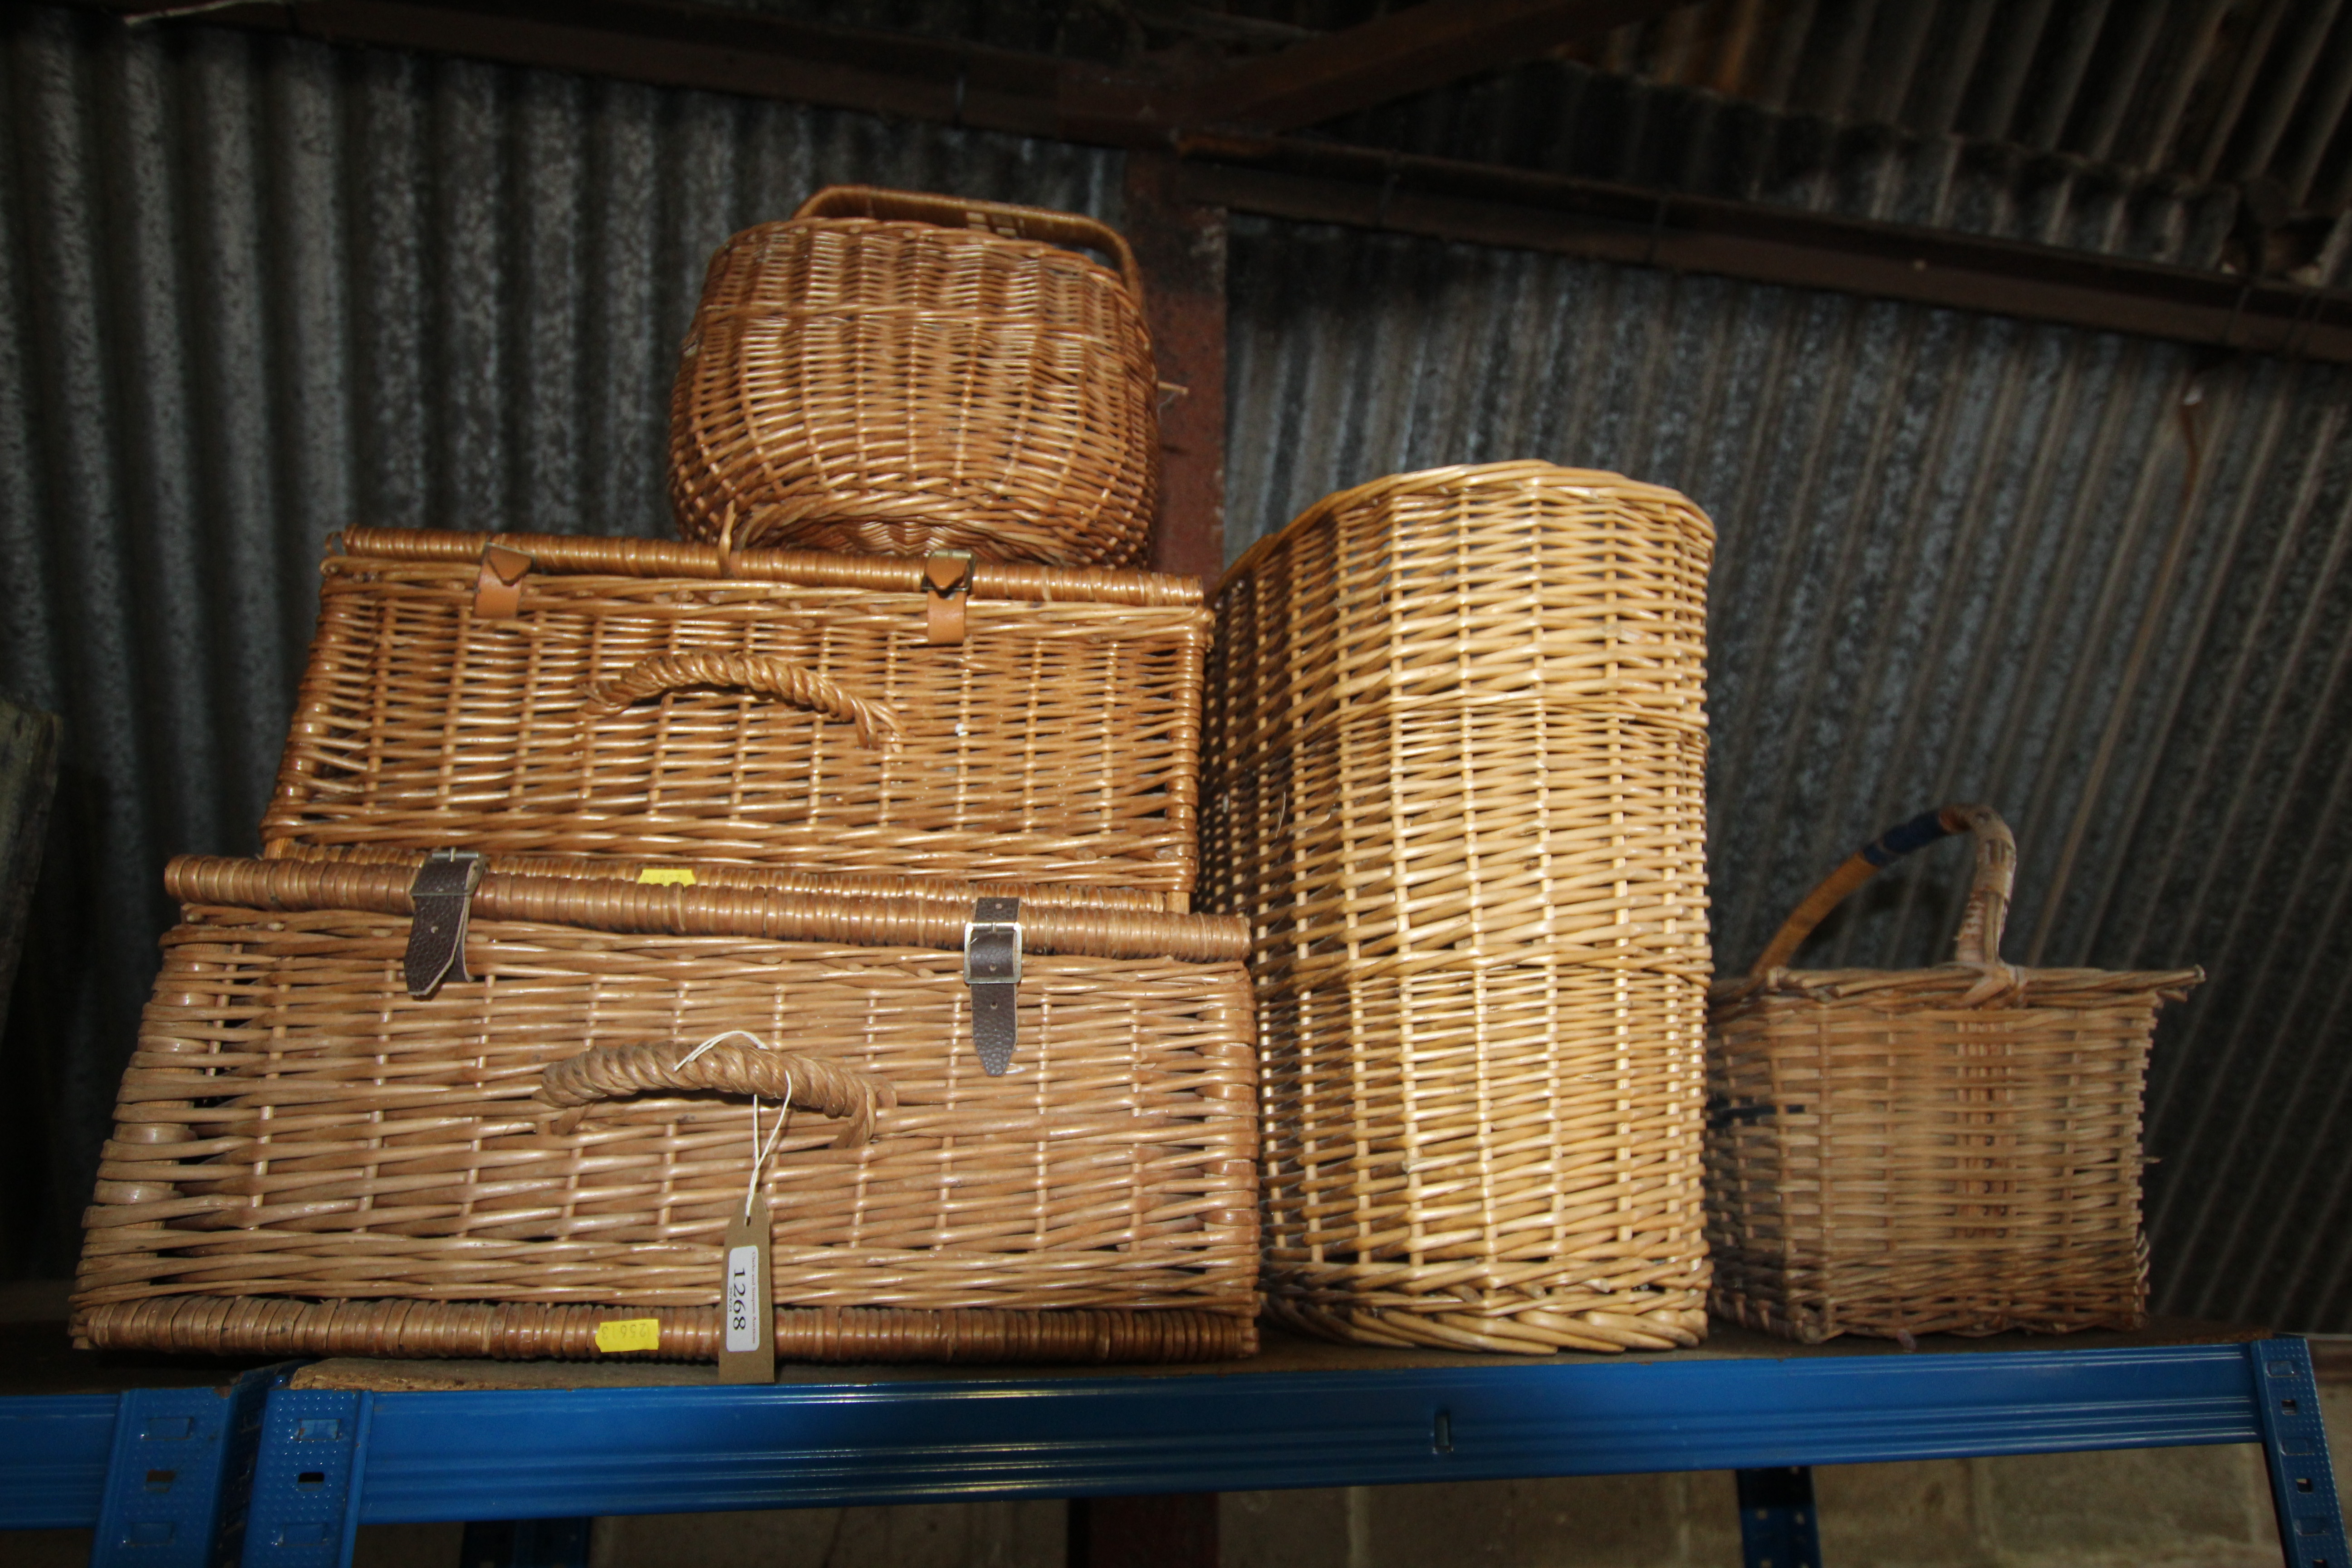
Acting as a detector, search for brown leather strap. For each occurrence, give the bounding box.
[925,553,972,645]
[472,544,533,619]
[404,849,484,999]
[965,897,1021,1075]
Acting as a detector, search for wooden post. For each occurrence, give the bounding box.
[1067,1493,1219,1568]
[1123,151,1229,584]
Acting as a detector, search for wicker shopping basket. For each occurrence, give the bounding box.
[1706,805,2202,1343]
[74,854,1259,1362]
[259,528,1205,902]
[1203,462,1716,1355]
[670,186,1159,568]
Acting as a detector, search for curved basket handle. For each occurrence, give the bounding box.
[578,652,902,750]
[1748,804,2017,977]
[790,184,1146,306]
[536,1041,897,1149]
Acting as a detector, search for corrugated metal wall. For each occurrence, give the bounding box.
[0,3,1120,1277]
[5,4,2350,1329]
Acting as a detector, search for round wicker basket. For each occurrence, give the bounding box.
[669,186,1160,568]
[1205,461,1717,1355]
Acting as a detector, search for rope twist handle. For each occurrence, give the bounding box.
[536,1041,897,1149]
[578,652,902,750]
[1748,804,2018,977]
[791,184,1147,306]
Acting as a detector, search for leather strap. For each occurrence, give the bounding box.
[963,896,1021,1075]
[473,544,533,619]
[404,849,484,999]
[924,554,972,646]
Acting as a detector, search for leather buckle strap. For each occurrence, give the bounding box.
[404,848,485,1000]
[924,552,973,646]
[962,896,1022,1075]
[473,544,533,619]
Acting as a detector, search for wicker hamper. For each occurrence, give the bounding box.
[74,854,1259,1362]
[1705,805,2202,1343]
[260,528,1205,902]
[670,186,1159,568]
[1203,462,1715,1355]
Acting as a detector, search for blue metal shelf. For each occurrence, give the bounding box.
[4,1336,2343,1568]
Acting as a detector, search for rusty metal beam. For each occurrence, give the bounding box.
[1173,137,2352,362]
[72,0,2352,364]
[1189,0,1694,131]
[1124,152,1229,582]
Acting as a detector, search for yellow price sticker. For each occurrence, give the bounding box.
[593,1317,661,1353]
[637,867,696,886]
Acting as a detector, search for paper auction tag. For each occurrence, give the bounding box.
[637,867,696,886]
[594,1317,661,1354]
[717,1191,774,1383]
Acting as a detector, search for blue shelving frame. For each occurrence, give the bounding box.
[4,1338,2342,1568]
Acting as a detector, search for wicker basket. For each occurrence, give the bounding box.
[670,186,1159,568]
[1203,462,1716,1355]
[1705,805,2203,1343]
[74,854,1258,1362]
[260,528,1205,901]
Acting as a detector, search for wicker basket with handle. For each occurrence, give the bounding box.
[260,528,1205,902]
[670,186,1159,568]
[74,854,1258,1362]
[1705,805,2203,1343]
[1203,462,1716,1355]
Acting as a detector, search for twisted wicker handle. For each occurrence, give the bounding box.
[1748,804,2017,976]
[578,652,902,749]
[792,184,1147,305]
[537,1041,897,1149]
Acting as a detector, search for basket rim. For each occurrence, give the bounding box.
[1217,460,1718,596]
[333,527,1205,608]
[167,855,1249,964]
[1709,959,2206,1006]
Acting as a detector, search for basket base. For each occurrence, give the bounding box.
[74,1296,1256,1364]
[1264,1291,1708,1356]
[1709,1288,2148,1344]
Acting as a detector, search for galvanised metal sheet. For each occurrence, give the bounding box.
[0,3,1119,1277]
[5,4,2350,1333]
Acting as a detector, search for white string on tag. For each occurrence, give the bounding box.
[745,1071,792,1223]
[678,1027,766,1071]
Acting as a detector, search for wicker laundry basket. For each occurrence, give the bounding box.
[670,186,1159,568]
[1203,462,1716,1355]
[74,854,1258,1362]
[1705,805,2203,1343]
[260,528,1205,902]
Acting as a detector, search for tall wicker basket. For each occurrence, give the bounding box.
[260,528,1205,902]
[670,186,1159,568]
[74,855,1259,1363]
[1706,805,2202,1343]
[1203,462,1716,1355]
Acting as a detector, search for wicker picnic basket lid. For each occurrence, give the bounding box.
[1710,804,2204,1007]
[670,186,1160,569]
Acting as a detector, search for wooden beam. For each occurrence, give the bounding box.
[1190,0,1695,131]
[1124,152,1230,583]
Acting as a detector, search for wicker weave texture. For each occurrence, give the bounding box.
[74,858,1258,1362]
[1705,808,2201,1343]
[1204,462,1716,1355]
[670,187,1159,568]
[260,530,1205,897]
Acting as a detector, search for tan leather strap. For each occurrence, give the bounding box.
[472,544,533,619]
[924,554,972,645]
